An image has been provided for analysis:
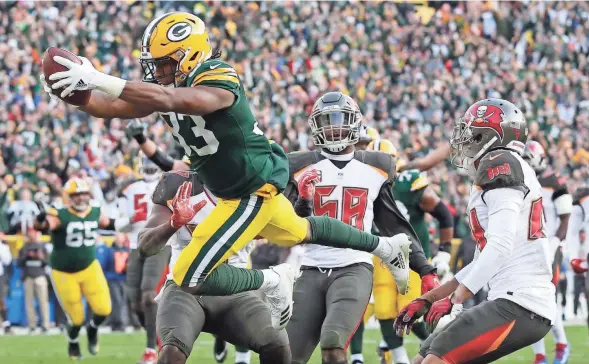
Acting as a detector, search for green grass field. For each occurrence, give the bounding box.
[0,326,587,363]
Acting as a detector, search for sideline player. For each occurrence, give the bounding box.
[566,186,589,332]
[33,178,133,359]
[523,140,572,364]
[41,11,412,328]
[396,99,555,363]
[138,171,290,364]
[284,92,439,364]
[118,155,169,364]
[350,139,453,364]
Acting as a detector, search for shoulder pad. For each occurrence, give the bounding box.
[573,187,589,206]
[354,150,396,182]
[475,151,528,194]
[152,171,203,206]
[288,151,324,178]
[189,60,240,92]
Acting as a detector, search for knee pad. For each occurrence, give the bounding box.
[259,341,291,364]
[320,330,345,350]
[158,344,187,364]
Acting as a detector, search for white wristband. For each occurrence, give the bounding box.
[96,74,127,98]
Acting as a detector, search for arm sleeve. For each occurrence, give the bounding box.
[459,188,523,294]
[294,197,313,217]
[565,205,584,261]
[454,261,474,282]
[373,182,436,277]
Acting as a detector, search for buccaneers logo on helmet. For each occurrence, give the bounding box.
[465,104,506,141]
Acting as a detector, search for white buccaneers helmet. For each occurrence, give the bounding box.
[138,155,161,182]
[308,92,362,153]
[522,140,548,174]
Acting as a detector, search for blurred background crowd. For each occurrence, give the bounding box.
[0,0,588,329]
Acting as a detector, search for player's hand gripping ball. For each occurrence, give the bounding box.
[41,47,91,106]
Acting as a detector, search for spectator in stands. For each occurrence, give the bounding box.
[7,190,39,235]
[0,235,12,333]
[17,228,49,333]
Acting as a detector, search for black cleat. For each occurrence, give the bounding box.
[68,342,82,360]
[213,337,228,363]
[87,325,99,356]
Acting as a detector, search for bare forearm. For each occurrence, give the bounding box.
[119,81,175,112]
[138,221,177,257]
[439,227,454,245]
[421,278,460,302]
[407,142,451,172]
[556,215,570,242]
[80,90,154,118]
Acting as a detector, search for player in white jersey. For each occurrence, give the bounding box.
[396,99,555,364]
[523,141,573,364]
[284,92,438,364]
[138,170,291,364]
[565,187,589,332]
[119,156,168,364]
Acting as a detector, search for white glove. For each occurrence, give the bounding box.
[48,55,126,98]
[431,251,452,280]
[39,74,59,101]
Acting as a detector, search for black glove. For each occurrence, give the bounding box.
[36,201,47,223]
[125,119,147,144]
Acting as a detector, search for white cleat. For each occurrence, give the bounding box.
[263,263,297,329]
[377,234,412,294]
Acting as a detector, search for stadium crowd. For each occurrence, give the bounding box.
[0,0,588,330]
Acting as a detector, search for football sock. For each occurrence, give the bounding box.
[67,324,82,342]
[392,346,410,364]
[349,322,364,355]
[307,216,379,252]
[144,300,158,349]
[532,338,546,355]
[350,354,364,363]
[199,264,264,295]
[235,349,251,363]
[550,310,567,344]
[380,319,402,349]
[89,314,107,328]
[379,339,388,350]
[411,321,429,341]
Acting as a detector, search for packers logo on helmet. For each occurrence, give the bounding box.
[367,139,398,159]
[63,178,92,212]
[140,12,212,86]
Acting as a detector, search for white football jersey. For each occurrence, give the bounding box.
[537,172,568,238]
[565,187,589,261]
[293,151,388,268]
[463,151,555,321]
[119,179,159,249]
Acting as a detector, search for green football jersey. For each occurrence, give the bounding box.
[159,59,289,199]
[49,204,100,272]
[393,169,431,257]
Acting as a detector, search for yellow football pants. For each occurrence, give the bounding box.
[50,260,111,326]
[372,257,421,320]
[173,186,308,287]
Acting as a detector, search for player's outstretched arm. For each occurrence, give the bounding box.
[33,203,60,231]
[418,186,454,252]
[138,204,177,257]
[80,90,155,119]
[400,141,451,172]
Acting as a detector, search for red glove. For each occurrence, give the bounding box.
[393,298,432,336]
[425,297,452,326]
[421,272,441,294]
[170,182,207,228]
[297,169,321,201]
[571,259,588,274]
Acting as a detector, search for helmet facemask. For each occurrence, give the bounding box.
[450,117,498,176]
[309,103,361,153]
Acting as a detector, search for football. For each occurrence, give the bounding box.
[42,47,91,106]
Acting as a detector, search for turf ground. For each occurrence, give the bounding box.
[0,326,587,363]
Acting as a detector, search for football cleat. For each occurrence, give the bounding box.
[534,354,547,364]
[377,346,393,364]
[87,325,99,355]
[263,263,297,329]
[68,342,82,360]
[553,343,570,364]
[213,337,228,363]
[137,348,157,364]
[377,234,412,294]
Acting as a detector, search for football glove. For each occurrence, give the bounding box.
[425,297,464,333]
[125,119,147,144]
[170,182,207,228]
[394,298,432,336]
[571,259,588,274]
[39,74,60,102]
[35,201,47,223]
[297,169,321,201]
[421,272,441,294]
